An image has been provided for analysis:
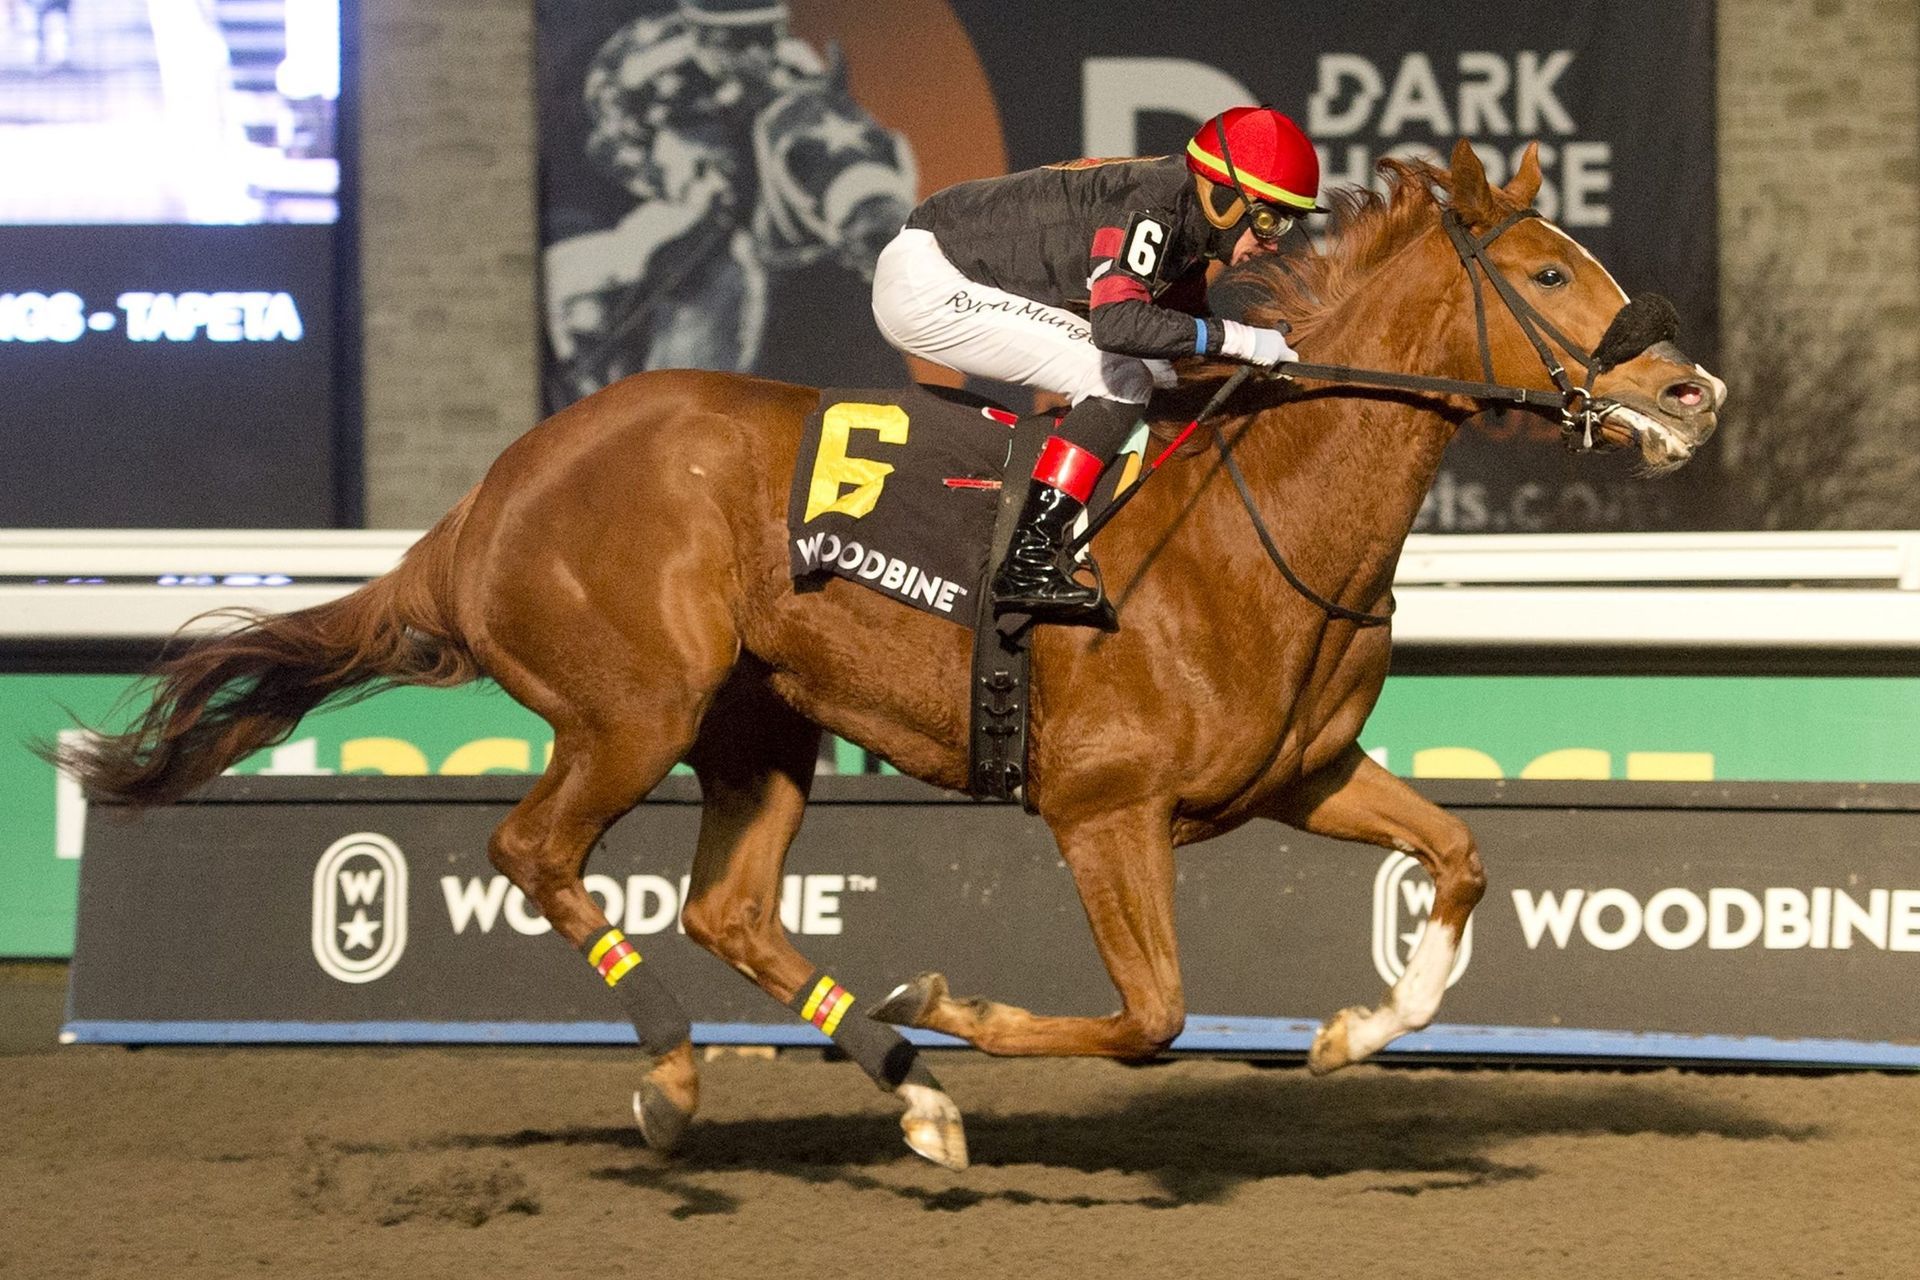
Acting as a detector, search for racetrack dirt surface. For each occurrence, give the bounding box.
[2,965,1915,1279]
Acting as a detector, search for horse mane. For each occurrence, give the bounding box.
[1234,155,1511,335]
[1151,156,1517,441]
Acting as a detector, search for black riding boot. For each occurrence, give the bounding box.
[991,481,1101,621]
[992,400,1138,623]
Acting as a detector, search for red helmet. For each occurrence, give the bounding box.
[1185,106,1322,213]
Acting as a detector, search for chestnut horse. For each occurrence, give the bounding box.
[60,142,1722,1170]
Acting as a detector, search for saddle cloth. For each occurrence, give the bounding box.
[786,384,1145,624]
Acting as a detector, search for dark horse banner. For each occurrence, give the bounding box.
[537,0,1717,531]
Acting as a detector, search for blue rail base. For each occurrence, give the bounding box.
[57,1016,1920,1068]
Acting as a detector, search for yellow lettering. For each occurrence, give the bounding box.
[1626,751,1714,781]
[1520,748,1611,780]
[805,403,909,521]
[340,737,429,776]
[441,738,533,775]
[1412,747,1504,778]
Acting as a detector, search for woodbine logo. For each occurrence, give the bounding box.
[791,530,972,614]
[1372,852,1473,987]
[1511,884,1920,953]
[311,833,409,983]
[441,873,867,938]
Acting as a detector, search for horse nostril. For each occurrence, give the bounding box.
[1663,381,1712,412]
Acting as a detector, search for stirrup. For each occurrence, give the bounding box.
[992,560,1117,631]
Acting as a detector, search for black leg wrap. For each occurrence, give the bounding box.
[585,926,691,1056]
[618,967,694,1056]
[789,973,938,1092]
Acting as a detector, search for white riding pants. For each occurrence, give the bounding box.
[870,228,1168,406]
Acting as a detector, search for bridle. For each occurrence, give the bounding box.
[1443,206,1640,451]
[1069,200,1683,629]
[1275,203,1679,454]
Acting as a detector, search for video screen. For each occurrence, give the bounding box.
[0,0,352,528]
[1,0,339,224]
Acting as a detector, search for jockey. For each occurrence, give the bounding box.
[871,106,1324,624]
[581,0,822,208]
[550,0,828,392]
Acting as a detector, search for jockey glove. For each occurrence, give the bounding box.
[1220,320,1298,367]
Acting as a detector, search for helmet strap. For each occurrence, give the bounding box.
[1215,115,1258,214]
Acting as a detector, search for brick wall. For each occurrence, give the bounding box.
[354,0,1920,527]
[358,0,539,527]
[1718,0,1920,404]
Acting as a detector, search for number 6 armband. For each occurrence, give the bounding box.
[1120,212,1170,282]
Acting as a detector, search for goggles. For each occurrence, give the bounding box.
[1246,203,1295,243]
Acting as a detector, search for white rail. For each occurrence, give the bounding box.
[6,529,1920,648]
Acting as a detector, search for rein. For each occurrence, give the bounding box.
[1074,203,1652,628]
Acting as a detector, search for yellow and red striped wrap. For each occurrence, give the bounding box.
[800,975,855,1036]
[588,928,642,987]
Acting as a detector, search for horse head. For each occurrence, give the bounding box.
[751,54,918,280]
[1443,139,1723,474]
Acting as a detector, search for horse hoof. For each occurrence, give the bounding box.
[632,1083,693,1153]
[869,973,947,1028]
[631,1042,699,1152]
[897,1082,969,1171]
[1308,1006,1366,1076]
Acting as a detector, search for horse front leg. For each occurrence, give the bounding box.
[1267,746,1487,1073]
[872,802,1187,1058]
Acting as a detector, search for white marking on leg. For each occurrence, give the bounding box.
[1341,919,1460,1063]
[1389,919,1459,1030]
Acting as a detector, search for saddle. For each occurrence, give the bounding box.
[787,384,1146,807]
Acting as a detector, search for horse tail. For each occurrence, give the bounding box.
[49,492,484,808]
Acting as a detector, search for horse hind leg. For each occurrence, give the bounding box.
[1268,747,1487,1074]
[679,677,968,1170]
[468,478,749,1150]
[479,594,742,1148]
[870,801,1188,1062]
[485,722,713,1149]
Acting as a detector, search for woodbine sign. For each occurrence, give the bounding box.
[19,674,1920,958]
[64,776,1920,1067]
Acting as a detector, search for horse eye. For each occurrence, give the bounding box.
[1533,266,1568,288]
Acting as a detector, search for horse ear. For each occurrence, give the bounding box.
[1504,141,1544,207]
[823,40,848,89]
[1449,138,1493,223]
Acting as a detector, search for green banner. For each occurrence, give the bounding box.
[1363,676,1920,783]
[10,673,1920,956]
